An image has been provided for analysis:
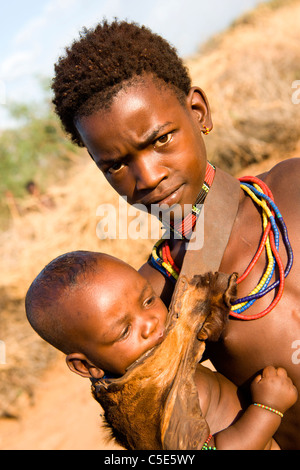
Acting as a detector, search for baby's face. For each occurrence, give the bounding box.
[69,259,168,377]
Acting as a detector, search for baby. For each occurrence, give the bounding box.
[25,250,297,450]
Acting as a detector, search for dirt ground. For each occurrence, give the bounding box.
[0,354,123,451]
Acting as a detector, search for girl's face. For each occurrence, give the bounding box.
[75,75,211,218]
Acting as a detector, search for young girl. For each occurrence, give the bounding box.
[51,20,300,448]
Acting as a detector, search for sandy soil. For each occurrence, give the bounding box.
[0,354,123,450]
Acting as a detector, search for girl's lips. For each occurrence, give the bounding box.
[158,186,183,206]
[157,184,184,207]
[140,183,185,208]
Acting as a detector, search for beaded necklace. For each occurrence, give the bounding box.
[149,172,293,321]
[230,176,293,320]
[151,161,216,281]
[163,161,216,240]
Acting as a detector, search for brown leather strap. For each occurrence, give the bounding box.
[179,168,241,278]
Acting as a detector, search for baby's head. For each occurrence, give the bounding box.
[25,251,168,379]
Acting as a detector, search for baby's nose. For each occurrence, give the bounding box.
[141,316,159,339]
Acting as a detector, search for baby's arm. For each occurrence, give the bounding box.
[211,366,298,450]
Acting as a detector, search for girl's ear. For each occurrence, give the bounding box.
[66,353,105,379]
[186,86,213,133]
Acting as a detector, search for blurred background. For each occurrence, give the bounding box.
[0,0,300,450]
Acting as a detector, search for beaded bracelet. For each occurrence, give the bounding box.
[202,434,217,450]
[253,403,284,418]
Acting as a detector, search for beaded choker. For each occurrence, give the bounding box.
[150,161,216,281]
[162,161,216,240]
[149,173,293,321]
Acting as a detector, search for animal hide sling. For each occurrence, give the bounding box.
[91,271,237,450]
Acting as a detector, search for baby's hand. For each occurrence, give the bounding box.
[251,366,298,414]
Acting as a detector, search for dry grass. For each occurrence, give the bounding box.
[1,0,300,418]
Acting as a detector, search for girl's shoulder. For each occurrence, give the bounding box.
[259,158,300,196]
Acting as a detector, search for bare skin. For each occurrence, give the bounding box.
[196,364,296,450]
[55,255,296,450]
[75,74,300,449]
[141,159,300,449]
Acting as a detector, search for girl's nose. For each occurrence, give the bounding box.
[134,154,168,191]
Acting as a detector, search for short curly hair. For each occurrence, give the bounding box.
[52,19,192,147]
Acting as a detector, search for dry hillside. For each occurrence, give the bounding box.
[0,0,300,449]
[186,0,300,172]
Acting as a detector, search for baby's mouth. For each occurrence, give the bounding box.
[124,329,167,376]
[156,329,166,346]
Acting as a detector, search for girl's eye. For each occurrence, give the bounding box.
[108,162,125,174]
[154,133,172,148]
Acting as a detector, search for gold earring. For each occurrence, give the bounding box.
[203,126,210,135]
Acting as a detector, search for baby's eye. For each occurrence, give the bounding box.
[154,133,172,148]
[143,295,156,308]
[118,325,131,341]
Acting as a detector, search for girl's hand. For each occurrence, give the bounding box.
[251,366,298,414]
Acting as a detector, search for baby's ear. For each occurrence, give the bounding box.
[66,353,105,379]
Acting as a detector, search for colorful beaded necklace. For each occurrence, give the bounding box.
[150,161,216,281]
[149,168,293,321]
[164,161,216,240]
[230,176,293,320]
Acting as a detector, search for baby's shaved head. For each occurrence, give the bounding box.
[26,250,169,379]
[25,251,120,354]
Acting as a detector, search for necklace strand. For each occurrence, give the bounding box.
[150,161,216,280]
[163,161,216,240]
[149,172,293,321]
